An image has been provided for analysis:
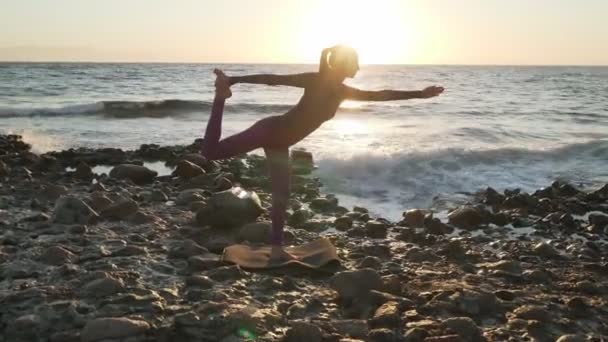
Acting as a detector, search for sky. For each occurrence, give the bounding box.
[1,0,607,65]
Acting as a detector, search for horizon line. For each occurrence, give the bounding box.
[1,60,607,67]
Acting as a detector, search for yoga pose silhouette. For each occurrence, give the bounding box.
[202,45,444,260]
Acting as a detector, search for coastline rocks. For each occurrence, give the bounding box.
[402,209,428,228]
[173,160,205,179]
[237,222,272,244]
[291,149,314,175]
[365,220,388,238]
[83,275,125,298]
[179,153,216,172]
[41,246,77,266]
[284,321,323,342]
[51,196,99,224]
[195,187,264,228]
[74,162,94,180]
[0,160,9,177]
[168,239,209,259]
[100,198,139,220]
[448,207,484,230]
[109,164,157,184]
[176,189,207,206]
[80,317,150,342]
[440,317,483,341]
[310,196,339,212]
[330,269,383,300]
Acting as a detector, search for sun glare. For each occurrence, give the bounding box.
[295,0,419,64]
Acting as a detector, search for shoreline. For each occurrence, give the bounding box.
[1,134,607,341]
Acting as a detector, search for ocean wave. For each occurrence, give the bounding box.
[0,100,301,119]
[314,140,608,215]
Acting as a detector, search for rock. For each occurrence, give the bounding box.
[575,280,603,295]
[448,207,484,230]
[195,187,264,228]
[74,162,94,180]
[370,301,400,328]
[556,335,587,342]
[176,189,207,206]
[149,189,169,202]
[13,314,44,336]
[52,196,99,224]
[357,256,382,269]
[100,198,138,220]
[330,269,384,300]
[215,177,233,191]
[187,201,206,212]
[334,216,353,231]
[289,208,314,226]
[83,276,125,297]
[484,260,522,275]
[188,255,223,271]
[365,220,388,238]
[185,275,214,288]
[81,317,150,342]
[284,321,323,342]
[88,193,113,212]
[448,289,500,316]
[237,221,272,244]
[310,196,338,212]
[329,320,369,339]
[41,184,69,202]
[512,305,550,322]
[533,241,560,258]
[403,209,427,227]
[41,246,77,265]
[168,239,209,259]
[180,153,215,172]
[0,160,9,177]
[109,164,157,184]
[403,327,428,341]
[367,328,397,342]
[129,211,160,224]
[114,245,148,256]
[207,265,244,281]
[440,317,482,341]
[173,160,205,179]
[589,213,608,227]
[523,269,553,283]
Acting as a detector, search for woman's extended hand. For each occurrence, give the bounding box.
[421,85,445,98]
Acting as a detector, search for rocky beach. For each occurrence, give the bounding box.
[0,133,607,342]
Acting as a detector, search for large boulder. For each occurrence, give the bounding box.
[51,196,99,224]
[448,207,484,230]
[109,164,157,184]
[195,187,264,228]
[173,160,205,179]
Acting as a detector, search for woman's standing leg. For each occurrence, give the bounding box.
[264,147,290,246]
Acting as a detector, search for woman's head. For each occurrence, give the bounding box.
[321,45,359,78]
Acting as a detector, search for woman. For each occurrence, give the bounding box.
[203,45,444,261]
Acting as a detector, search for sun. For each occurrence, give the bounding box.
[295,0,419,64]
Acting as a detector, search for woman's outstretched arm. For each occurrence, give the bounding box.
[343,85,444,101]
[229,73,316,88]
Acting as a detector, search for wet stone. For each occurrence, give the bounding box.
[80,317,151,342]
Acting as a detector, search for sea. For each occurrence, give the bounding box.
[1,63,607,220]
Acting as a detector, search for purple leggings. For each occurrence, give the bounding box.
[200,96,289,245]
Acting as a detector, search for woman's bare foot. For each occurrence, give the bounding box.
[213,68,232,99]
[269,245,299,262]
